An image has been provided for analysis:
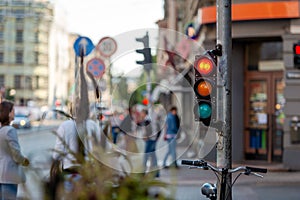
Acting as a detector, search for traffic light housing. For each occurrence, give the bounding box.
[193,52,217,127]
[136,32,152,71]
[293,43,300,69]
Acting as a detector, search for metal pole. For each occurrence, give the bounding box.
[216,0,232,200]
[146,70,152,110]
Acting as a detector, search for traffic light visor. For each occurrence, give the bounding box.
[195,57,214,75]
[195,80,212,97]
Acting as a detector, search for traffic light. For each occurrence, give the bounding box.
[193,53,217,127]
[293,43,300,69]
[136,32,152,71]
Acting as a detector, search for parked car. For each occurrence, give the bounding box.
[14,106,43,121]
[12,114,31,129]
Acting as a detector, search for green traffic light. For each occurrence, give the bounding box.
[198,103,212,119]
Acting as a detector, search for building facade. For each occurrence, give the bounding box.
[0,0,53,105]
[0,0,71,109]
[48,3,76,110]
[158,0,300,169]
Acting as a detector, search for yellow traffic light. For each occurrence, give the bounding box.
[196,80,212,97]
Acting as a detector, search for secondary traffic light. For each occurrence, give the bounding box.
[136,32,152,71]
[293,43,300,69]
[193,53,217,127]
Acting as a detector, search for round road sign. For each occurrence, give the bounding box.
[73,36,94,56]
[86,58,106,79]
[96,37,117,57]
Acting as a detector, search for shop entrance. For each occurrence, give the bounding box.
[244,71,284,162]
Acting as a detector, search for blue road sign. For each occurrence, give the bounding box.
[73,36,94,56]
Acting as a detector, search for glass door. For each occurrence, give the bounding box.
[272,74,285,161]
[244,71,284,162]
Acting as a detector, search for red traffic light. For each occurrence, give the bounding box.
[194,56,215,75]
[293,43,300,68]
[142,98,149,105]
[294,44,300,55]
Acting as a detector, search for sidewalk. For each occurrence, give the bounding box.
[159,162,300,186]
[173,140,292,172]
[157,144,300,186]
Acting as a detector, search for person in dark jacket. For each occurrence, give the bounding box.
[163,106,180,168]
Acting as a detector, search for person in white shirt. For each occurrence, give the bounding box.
[52,118,101,172]
[53,120,81,172]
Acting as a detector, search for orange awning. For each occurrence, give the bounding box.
[199,1,300,24]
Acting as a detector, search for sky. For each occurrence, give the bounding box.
[53,0,164,42]
[51,0,164,76]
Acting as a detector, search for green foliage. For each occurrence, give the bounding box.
[43,130,173,200]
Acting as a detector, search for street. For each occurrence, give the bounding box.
[2,2,300,199]
[17,123,300,200]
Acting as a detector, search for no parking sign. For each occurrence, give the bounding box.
[86,58,106,79]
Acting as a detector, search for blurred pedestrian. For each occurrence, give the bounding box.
[163,106,180,168]
[138,109,159,177]
[51,119,86,197]
[110,111,121,144]
[0,101,30,199]
[86,115,101,153]
[119,107,138,152]
[53,119,82,172]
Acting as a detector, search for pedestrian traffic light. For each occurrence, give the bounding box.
[193,53,217,127]
[136,32,152,71]
[293,43,300,69]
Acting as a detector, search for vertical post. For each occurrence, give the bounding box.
[146,69,152,110]
[216,0,232,200]
[108,57,113,94]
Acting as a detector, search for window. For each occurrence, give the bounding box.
[0,75,4,87]
[15,17,24,30]
[16,50,23,64]
[14,75,34,89]
[33,76,39,89]
[260,42,283,61]
[16,30,23,43]
[0,30,3,41]
[0,52,3,63]
[34,51,39,64]
[25,76,32,89]
[247,41,283,71]
[14,75,21,89]
[34,31,39,43]
[16,17,24,23]
[13,9,25,18]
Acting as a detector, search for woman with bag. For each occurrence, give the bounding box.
[0,101,30,199]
